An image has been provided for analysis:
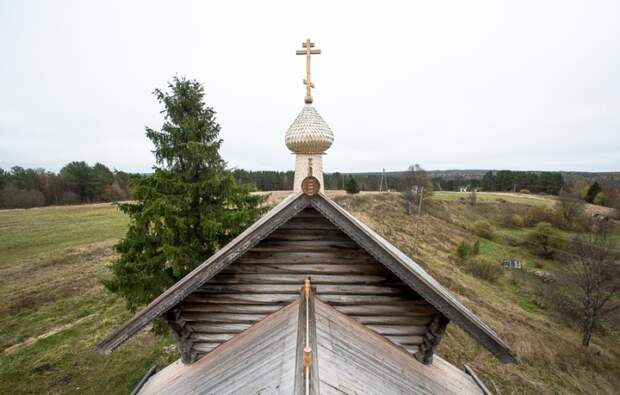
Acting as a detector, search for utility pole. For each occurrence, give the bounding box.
[379,168,388,192]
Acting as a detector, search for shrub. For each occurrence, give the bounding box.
[520,189,531,194]
[527,222,558,259]
[524,206,556,227]
[464,256,503,282]
[593,192,605,206]
[472,239,480,255]
[511,214,525,228]
[534,259,545,269]
[457,241,470,260]
[473,219,494,239]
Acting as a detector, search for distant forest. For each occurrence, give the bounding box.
[2,163,618,209]
[0,162,132,209]
[232,169,565,194]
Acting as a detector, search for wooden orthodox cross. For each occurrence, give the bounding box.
[296,39,321,104]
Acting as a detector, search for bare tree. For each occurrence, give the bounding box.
[555,189,586,229]
[561,223,620,347]
[400,164,433,215]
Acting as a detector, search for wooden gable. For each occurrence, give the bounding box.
[167,208,446,364]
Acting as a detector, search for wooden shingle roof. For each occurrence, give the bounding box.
[134,287,489,395]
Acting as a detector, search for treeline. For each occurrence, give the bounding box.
[0,162,132,209]
[232,169,565,195]
[7,164,619,210]
[232,169,415,191]
[480,170,563,194]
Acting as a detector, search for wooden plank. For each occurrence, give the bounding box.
[251,240,359,252]
[181,303,284,314]
[384,335,424,345]
[292,208,323,218]
[236,250,377,264]
[350,315,433,326]
[180,312,268,323]
[186,293,298,305]
[191,333,236,343]
[280,217,336,230]
[188,323,252,334]
[191,342,222,353]
[186,293,429,307]
[266,229,349,241]
[199,284,408,296]
[205,273,393,285]
[219,263,385,275]
[366,325,428,336]
[334,304,436,316]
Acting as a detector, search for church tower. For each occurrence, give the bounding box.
[285,39,334,192]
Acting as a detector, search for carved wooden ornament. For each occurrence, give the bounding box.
[301,176,320,196]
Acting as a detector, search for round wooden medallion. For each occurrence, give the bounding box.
[301,176,320,196]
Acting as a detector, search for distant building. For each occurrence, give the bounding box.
[502,259,522,270]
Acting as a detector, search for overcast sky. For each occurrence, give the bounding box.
[1,0,618,173]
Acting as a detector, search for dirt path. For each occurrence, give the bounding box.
[3,314,95,354]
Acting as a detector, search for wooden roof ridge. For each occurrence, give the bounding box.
[97,191,516,364]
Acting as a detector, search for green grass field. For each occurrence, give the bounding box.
[0,203,176,394]
[0,204,128,267]
[432,191,554,207]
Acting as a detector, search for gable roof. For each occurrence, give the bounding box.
[134,285,489,395]
[97,192,516,363]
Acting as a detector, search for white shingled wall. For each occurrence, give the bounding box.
[293,154,324,192]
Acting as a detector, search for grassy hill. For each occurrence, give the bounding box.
[1,193,619,394]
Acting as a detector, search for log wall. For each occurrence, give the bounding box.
[170,208,442,362]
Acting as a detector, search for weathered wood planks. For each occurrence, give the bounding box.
[175,207,441,362]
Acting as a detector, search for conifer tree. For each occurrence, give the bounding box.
[345,176,360,194]
[105,77,265,311]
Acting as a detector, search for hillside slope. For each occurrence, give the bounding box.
[333,192,620,394]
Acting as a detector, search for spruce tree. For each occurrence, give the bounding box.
[105,77,265,311]
[345,177,360,194]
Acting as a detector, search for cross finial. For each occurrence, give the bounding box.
[296,39,321,104]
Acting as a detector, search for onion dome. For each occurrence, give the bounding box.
[285,104,334,154]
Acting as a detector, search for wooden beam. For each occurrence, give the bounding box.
[416,313,450,364]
